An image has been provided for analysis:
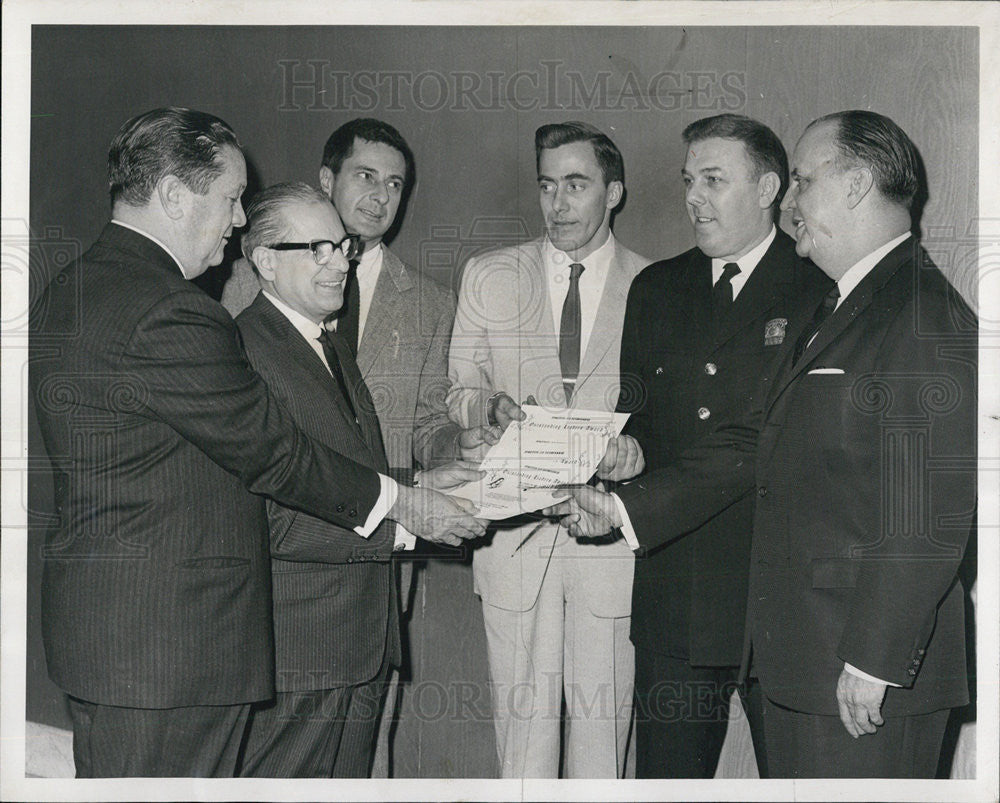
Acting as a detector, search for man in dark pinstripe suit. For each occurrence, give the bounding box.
[233,182,481,777]
[30,108,485,777]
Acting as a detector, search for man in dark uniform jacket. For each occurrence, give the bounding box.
[615,115,829,777]
[29,108,484,777]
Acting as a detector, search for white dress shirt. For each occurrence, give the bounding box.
[711,225,777,301]
[545,231,617,358]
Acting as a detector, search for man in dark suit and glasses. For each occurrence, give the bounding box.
[233,183,481,777]
[555,110,976,778]
[30,108,485,777]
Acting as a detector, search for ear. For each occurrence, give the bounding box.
[156,175,188,221]
[319,165,335,197]
[846,166,875,210]
[757,171,780,210]
[605,180,624,209]
[252,246,277,282]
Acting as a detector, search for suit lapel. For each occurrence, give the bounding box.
[574,242,635,399]
[325,325,388,471]
[251,295,366,435]
[713,234,796,352]
[355,247,414,380]
[519,241,564,403]
[767,238,915,409]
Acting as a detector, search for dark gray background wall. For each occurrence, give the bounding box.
[26,25,978,730]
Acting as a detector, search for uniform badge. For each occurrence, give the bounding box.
[764,318,787,346]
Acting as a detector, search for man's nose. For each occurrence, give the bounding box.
[233,201,247,228]
[370,180,389,204]
[685,182,704,206]
[552,186,570,211]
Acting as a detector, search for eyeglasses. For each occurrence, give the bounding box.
[268,234,361,264]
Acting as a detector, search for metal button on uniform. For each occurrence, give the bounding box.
[697,407,711,420]
[705,362,718,376]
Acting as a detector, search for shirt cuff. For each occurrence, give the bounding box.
[611,492,640,551]
[354,474,397,538]
[844,662,901,688]
[393,525,417,551]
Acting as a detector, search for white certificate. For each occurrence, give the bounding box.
[450,404,629,520]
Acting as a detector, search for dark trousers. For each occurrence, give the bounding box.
[238,662,390,778]
[761,695,950,778]
[67,697,250,777]
[634,650,767,778]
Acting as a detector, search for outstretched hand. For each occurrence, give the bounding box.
[542,484,623,539]
[596,434,644,481]
[390,485,486,546]
[417,461,485,492]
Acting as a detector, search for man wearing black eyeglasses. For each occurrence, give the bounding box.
[222,119,495,776]
[232,182,483,777]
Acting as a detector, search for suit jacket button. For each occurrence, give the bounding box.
[346,557,354,564]
[907,667,917,676]
[336,504,345,513]
[757,486,767,497]
[705,362,718,376]
[697,407,711,420]
[655,366,664,375]
[349,509,357,518]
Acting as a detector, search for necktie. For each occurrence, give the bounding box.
[318,328,357,419]
[337,260,361,356]
[792,286,841,364]
[559,262,585,405]
[713,262,741,316]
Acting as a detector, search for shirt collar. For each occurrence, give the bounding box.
[544,230,616,275]
[261,289,326,342]
[356,240,383,282]
[711,225,776,283]
[835,231,911,307]
[111,219,191,279]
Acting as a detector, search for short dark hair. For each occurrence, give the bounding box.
[241,182,332,268]
[809,110,919,208]
[320,118,415,189]
[108,107,240,207]
[682,114,789,211]
[535,121,625,186]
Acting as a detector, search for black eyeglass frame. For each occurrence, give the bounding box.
[268,233,361,263]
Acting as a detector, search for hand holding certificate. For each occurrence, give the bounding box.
[448,404,629,520]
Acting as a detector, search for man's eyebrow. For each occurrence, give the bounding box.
[537,171,592,182]
[353,162,405,181]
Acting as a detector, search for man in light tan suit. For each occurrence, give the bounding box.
[447,122,648,778]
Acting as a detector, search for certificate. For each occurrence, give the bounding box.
[450,405,629,520]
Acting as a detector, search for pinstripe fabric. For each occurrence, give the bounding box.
[68,697,250,777]
[236,293,400,692]
[30,223,383,710]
